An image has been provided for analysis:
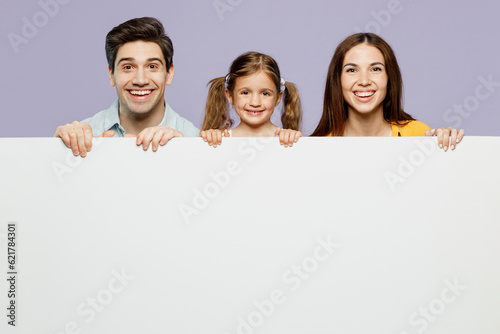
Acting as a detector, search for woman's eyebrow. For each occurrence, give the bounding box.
[343,62,357,68]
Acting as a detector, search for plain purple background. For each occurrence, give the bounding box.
[1,0,499,137]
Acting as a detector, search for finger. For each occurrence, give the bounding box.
[208,131,218,147]
[442,128,450,152]
[141,129,155,150]
[223,129,230,137]
[159,131,176,147]
[55,126,72,148]
[124,133,137,138]
[450,128,458,150]
[425,128,435,137]
[281,130,291,147]
[275,128,281,137]
[135,131,145,146]
[216,130,222,146]
[73,123,88,157]
[457,129,465,143]
[201,131,208,142]
[101,130,115,138]
[67,126,81,156]
[83,123,93,152]
[292,131,303,145]
[436,128,444,149]
[152,129,169,152]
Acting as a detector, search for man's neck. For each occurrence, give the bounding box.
[118,104,166,135]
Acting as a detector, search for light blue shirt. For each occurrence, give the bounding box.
[82,100,200,137]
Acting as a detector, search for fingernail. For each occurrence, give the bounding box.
[451,145,455,150]
[456,138,460,143]
[439,144,443,149]
[444,146,448,152]
[74,150,79,155]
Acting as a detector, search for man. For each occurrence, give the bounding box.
[54,17,199,157]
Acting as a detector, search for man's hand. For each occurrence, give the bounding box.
[130,126,184,151]
[54,121,114,157]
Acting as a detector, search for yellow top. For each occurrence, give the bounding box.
[326,120,431,137]
[391,121,431,136]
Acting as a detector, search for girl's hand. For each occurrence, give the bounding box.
[425,127,465,151]
[201,129,229,147]
[130,126,184,151]
[275,128,302,147]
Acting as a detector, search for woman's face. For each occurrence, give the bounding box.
[341,43,388,117]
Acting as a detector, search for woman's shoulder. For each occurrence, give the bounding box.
[391,120,431,136]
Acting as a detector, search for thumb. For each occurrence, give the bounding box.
[99,130,115,138]
[124,133,137,138]
[274,128,281,136]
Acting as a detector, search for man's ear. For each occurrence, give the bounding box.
[165,64,174,86]
[225,88,233,105]
[108,66,116,87]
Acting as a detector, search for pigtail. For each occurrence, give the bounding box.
[201,77,233,131]
[280,81,302,131]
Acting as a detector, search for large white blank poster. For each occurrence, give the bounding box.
[0,137,499,334]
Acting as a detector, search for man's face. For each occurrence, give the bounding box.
[109,41,174,118]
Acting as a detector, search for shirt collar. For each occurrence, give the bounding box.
[103,100,174,131]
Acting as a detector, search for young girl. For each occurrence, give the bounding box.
[312,33,464,151]
[201,52,303,147]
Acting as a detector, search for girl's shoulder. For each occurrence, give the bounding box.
[391,120,431,137]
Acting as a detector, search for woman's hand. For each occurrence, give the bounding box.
[425,127,465,151]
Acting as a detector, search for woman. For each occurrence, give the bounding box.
[312,33,464,150]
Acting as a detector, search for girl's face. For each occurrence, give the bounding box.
[225,70,282,128]
[341,43,388,117]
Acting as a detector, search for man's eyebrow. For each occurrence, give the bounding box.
[147,58,164,65]
[116,57,165,65]
[117,57,135,65]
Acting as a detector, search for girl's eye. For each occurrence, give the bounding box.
[345,68,356,73]
[263,92,271,96]
[372,67,383,72]
[241,91,249,95]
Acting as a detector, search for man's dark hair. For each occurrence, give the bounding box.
[105,17,174,73]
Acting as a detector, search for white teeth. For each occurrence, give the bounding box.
[354,91,374,97]
[130,90,151,96]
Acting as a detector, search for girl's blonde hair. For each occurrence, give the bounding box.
[201,51,302,131]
